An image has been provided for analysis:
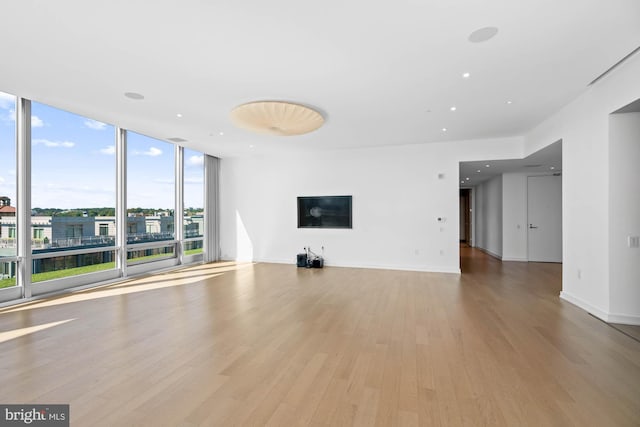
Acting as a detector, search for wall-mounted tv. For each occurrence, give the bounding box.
[297,195,352,229]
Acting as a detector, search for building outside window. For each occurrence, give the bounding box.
[28,102,117,284]
[33,228,44,240]
[183,148,204,255]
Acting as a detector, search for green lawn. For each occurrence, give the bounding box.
[0,277,16,289]
[185,247,203,255]
[0,250,190,289]
[32,262,116,283]
[0,262,116,288]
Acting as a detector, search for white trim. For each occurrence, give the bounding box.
[606,313,640,326]
[477,247,502,260]
[501,256,528,262]
[16,97,32,298]
[175,145,184,263]
[253,258,461,274]
[560,291,609,321]
[116,127,127,278]
[560,291,640,325]
[0,286,22,304]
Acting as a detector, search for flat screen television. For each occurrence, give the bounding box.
[297,195,352,229]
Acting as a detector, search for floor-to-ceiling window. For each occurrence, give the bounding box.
[30,102,117,286]
[0,95,215,303]
[0,92,17,290]
[126,132,176,265]
[183,148,204,257]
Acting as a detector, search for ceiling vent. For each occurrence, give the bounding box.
[167,137,187,143]
[589,46,640,86]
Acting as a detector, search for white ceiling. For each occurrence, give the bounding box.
[460,139,562,187]
[1,1,639,158]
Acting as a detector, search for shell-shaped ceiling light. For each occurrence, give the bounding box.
[230,101,324,136]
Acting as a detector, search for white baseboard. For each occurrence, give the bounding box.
[477,247,502,260]
[560,291,640,325]
[501,256,528,262]
[606,313,640,326]
[255,258,461,274]
[560,291,610,321]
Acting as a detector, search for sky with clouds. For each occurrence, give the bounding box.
[0,92,203,210]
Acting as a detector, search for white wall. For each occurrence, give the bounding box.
[609,112,640,323]
[474,175,503,258]
[501,173,528,261]
[220,138,522,273]
[525,52,640,324]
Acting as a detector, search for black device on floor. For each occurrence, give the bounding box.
[296,253,307,267]
[296,246,324,268]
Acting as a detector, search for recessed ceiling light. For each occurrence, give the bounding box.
[462,72,471,79]
[466,177,470,180]
[461,181,465,184]
[442,127,447,132]
[450,106,457,112]
[176,113,183,118]
[219,131,224,136]
[550,166,555,170]
[468,27,499,43]
[477,170,481,173]
[124,92,144,100]
[485,164,490,168]
[506,100,513,105]
[249,145,255,149]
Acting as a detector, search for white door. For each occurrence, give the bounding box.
[527,175,562,262]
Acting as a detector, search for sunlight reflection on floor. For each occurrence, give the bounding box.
[0,262,256,314]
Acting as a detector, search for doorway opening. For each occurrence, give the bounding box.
[458,140,563,270]
[459,189,471,247]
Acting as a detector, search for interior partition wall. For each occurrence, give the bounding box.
[0,94,217,304]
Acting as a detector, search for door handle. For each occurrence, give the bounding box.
[529,224,538,229]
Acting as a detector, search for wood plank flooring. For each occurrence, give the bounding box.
[0,248,639,426]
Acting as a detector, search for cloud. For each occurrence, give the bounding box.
[8,169,16,176]
[33,138,75,148]
[133,147,162,157]
[187,155,204,166]
[100,145,115,155]
[84,119,107,130]
[0,176,4,184]
[6,109,44,127]
[31,115,44,128]
[0,92,15,110]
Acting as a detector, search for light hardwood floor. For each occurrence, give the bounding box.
[1,248,639,426]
